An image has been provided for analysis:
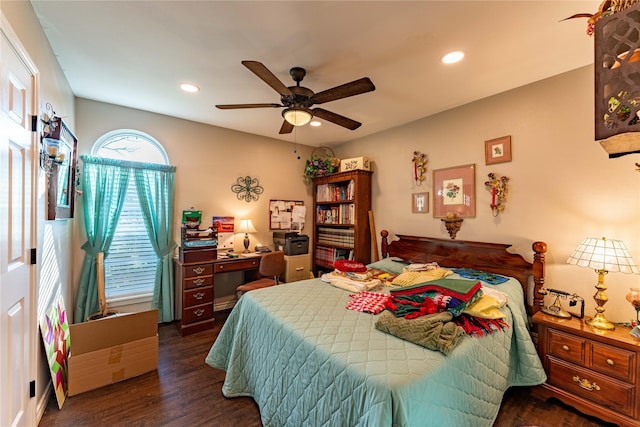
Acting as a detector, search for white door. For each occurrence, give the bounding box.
[0,15,37,427]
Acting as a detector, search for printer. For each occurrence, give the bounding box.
[273,231,309,256]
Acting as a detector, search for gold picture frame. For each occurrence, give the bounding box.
[433,164,476,218]
[484,135,512,165]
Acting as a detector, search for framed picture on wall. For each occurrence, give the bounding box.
[432,164,475,218]
[484,135,512,165]
[412,192,429,213]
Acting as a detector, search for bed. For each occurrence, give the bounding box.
[206,232,548,426]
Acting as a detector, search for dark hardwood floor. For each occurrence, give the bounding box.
[40,310,617,427]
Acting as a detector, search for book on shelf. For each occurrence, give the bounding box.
[316,204,355,224]
[315,180,355,202]
[314,245,354,268]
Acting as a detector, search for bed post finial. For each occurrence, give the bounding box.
[381,230,389,258]
[532,241,547,314]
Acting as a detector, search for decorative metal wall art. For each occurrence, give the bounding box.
[231,176,263,202]
[485,172,510,216]
[412,151,428,185]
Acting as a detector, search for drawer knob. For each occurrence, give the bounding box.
[194,292,205,300]
[606,358,614,366]
[193,308,205,317]
[193,267,205,274]
[193,278,205,286]
[573,375,600,392]
[562,345,569,351]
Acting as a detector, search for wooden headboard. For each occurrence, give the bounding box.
[380,230,547,315]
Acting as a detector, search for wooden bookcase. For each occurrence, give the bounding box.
[312,170,372,275]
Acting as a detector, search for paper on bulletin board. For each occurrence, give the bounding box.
[269,200,304,230]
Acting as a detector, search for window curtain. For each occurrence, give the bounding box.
[74,156,131,323]
[134,167,177,323]
[74,156,177,323]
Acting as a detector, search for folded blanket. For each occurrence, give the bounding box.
[375,310,465,355]
[451,268,509,285]
[321,272,382,293]
[391,269,452,286]
[390,278,481,302]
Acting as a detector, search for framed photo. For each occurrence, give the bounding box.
[484,135,512,165]
[412,192,429,213]
[433,164,476,218]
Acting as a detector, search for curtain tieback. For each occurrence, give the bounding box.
[80,241,101,257]
[158,242,178,259]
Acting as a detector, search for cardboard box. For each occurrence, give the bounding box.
[67,309,158,396]
[340,157,371,172]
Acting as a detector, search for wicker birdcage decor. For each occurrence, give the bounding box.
[594,0,640,157]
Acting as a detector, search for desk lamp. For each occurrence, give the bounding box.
[567,237,640,330]
[237,219,257,253]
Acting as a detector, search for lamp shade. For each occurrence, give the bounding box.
[282,108,312,126]
[237,219,257,234]
[567,237,640,274]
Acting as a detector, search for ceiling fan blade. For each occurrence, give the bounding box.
[312,108,361,130]
[279,120,294,134]
[242,60,293,97]
[215,103,281,109]
[311,77,375,105]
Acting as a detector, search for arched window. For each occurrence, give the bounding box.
[91,130,169,303]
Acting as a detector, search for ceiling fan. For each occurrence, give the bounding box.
[216,61,376,134]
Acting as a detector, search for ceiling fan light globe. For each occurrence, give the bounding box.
[283,108,312,126]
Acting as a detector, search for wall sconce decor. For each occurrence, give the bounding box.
[441,212,464,239]
[412,151,428,185]
[484,172,510,217]
[231,176,264,202]
[40,137,64,175]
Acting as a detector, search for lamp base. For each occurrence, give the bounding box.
[243,233,250,253]
[586,313,615,330]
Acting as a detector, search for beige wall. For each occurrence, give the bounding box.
[336,64,640,323]
[74,99,315,308]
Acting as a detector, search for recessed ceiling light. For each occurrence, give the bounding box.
[180,83,200,93]
[310,121,321,127]
[442,51,464,64]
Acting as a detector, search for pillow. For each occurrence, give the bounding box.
[366,257,407,275]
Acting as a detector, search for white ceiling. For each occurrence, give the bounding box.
[30,1,600,147]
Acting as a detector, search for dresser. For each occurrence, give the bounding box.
[283,254,311,283]
[533,311,640,427]
[174,259,215,336]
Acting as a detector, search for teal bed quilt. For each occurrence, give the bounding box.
[205,273,546,426]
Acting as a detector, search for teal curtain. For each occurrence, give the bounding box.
[134,167,177,322]
[74,156,131,323]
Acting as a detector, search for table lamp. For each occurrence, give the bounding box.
[567,237,640,330]
[237,219,257,253]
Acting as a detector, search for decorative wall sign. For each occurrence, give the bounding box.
[40,295,70,409]
[412,192,429,213]
[231,176,263,202]
[433,164,475,218]
[484,135,512,165]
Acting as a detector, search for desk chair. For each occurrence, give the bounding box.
[236,250,285,298]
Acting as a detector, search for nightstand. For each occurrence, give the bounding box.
[532,311,640,427]
[283,254,311,283]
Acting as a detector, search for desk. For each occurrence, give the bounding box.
[174,255,262,336]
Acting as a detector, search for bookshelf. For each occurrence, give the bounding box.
[312,170,373,275]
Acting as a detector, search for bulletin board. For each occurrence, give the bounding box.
[269,200,305,230]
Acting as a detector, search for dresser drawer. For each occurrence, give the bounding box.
[184,274,213,290]
[183,263,213,278]
[215,258,260,273]
[548,328,586,365]
[182,302,214,324]
[183,286,213,307]
[590,341,635,382]
[547,357,635,417]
